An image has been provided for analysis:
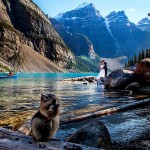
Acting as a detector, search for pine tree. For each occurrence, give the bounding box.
[141,49,145,59]
[127,59,131,67]
[125,63,127,68]
[146,49,149,58]
[124,48,150,68]
[138,52,142,62]
[133,55,137,65]
[130,59,134,66]
[148,49,150,58]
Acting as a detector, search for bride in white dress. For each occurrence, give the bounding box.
[97,60,105,80]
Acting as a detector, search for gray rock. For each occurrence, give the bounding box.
[125,82,140,91]
[67,121,112,149]
[104,69,135,89]
[135,58,150,85]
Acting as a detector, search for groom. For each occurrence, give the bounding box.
[103,60,107,77]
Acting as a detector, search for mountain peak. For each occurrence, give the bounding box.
[137,17,150,32]
[107,10,126,18]
[106,10,128,24]
[55,2,102,20]
[137,17,150,25]
[75,2,95,10]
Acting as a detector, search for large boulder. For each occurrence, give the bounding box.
[134,58,150,85]
[104,69,135,89]
[66,121,112,149]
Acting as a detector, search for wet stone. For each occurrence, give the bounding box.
[0,133,4,138]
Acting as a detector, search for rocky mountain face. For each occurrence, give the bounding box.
[50,18,95,57]
[137,17,150,32]
[0,0,73,72]
[53,3,116,58]
[105,11,145,57]
[52,3,150,59]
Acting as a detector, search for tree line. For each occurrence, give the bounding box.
[125,49,150,68]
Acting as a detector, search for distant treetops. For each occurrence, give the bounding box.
[125,49,150,68]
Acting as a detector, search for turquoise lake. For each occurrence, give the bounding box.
[0,72,145,119]
[0,73,150,143]
[0,72,146,123]
[0,72,137,117]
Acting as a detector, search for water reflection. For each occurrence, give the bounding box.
[0,73,149,127]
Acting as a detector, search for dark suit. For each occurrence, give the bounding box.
[103,62,107,77]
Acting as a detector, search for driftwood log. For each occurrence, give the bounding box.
[62,98,150,124]
[0,127,100,150]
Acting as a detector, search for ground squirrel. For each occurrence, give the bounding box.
[31,93,60,148]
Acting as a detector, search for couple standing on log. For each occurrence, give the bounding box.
[97,60,107,81]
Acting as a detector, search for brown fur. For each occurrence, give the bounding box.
[31,94,60,144]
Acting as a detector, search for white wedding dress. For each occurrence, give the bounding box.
[97,65,105,80]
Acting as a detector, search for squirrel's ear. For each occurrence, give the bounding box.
[41,94,44,100]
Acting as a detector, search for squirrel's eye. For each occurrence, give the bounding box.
[44,95,49,100]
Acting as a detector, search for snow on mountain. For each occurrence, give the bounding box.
[55,2,102,21]
[106,11,129,24]
[75,2,102,17]
[75,2,91,10]
[52,3,150,59]
[55,12,64,19]
[105,17,121,53]
[138,17,150,25]
[137,17,150,32]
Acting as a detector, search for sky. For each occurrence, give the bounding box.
[33,0,150,24]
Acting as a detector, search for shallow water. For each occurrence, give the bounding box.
[0,73,139,120]
[56,106,150,143]
[0,73,150,143]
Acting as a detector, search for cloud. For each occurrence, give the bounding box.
[128,8,136,12]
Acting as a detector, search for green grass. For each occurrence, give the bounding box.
[74,56,100,72]
[0,63,10,72]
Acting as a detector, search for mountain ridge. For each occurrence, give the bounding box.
[52,3,150,59]
[137,17,150,32]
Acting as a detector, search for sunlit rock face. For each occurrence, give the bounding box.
[135,58,150,85]
[0,0,73,70]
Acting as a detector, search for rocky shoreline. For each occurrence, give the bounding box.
[113,132,150,150]
[60,58,150,149]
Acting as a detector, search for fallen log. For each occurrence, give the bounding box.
[62,98,150,124]
[0,127,100,150]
